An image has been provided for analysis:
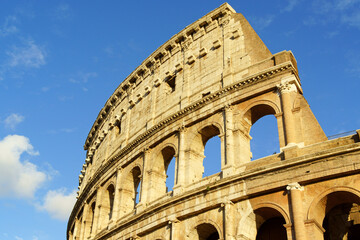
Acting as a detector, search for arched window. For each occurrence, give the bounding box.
[98,184,115,230]
[84,201,96,239]
[166,156,176,192]
[323,203,360,240]
[254,207,288,240]
[187,124,222,182]
[199,125,221,178]
[239,104,280,164]
[195,223,220,240]
[107,185,115,219]
[313,191,360,240]
[250,115,279,160]
[132,167,142,206]
[147,146,176,202]
[161,146,176,192]
[203,135,221,177]
[121,166,142,216]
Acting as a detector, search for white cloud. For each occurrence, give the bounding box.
[6,40,46,68]
[0,135,47,198]
[4,113,24,130]
[40,188,77,221]
[15,236,23,240]
[0,15,18,37]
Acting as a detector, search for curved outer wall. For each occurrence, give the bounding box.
[68,3,360,240]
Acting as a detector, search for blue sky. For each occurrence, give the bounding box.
[0,1,359,239]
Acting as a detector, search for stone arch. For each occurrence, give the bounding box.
[187,122,223,182]
[119,165,142,216]
[307,186,360,240]
[187,219,223,240]
[237,202,289,240]
[236,100,282,163]
[147,143,177,202]
[84,200,96,239]
[240,100,281,134]
[98,182,116,230]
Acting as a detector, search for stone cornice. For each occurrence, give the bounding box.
[68,62,296,229]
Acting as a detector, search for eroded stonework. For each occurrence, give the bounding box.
[68,3,360,240]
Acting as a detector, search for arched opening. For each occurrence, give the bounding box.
[254,207,287,240]
[108,185,115,219]
[239,104,279,164]
[310,191,360,240]
[121,166,142,215]
[323,203,360,240]
[147,146,176,202]
[250,115,279,160]
[161,146,176,193]
[166,156,176,192]
[196,223,220,240]
[98,184,115,230]
[133,167,141,206]
[84,201,96,238]
[203,135,221,177]
[199,125,221,179]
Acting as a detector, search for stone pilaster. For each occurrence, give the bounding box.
[92,188,103,237]
[173,126,186,195]
[287,182,307,240]
[222,201,235,240]
[111,167,123,223]
[277,77,298,147]
[223,105,234,177]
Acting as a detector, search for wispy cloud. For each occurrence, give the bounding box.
[6,40,46,68]
[309,0,360,28]
[282,0,300,12]
[0,135,48,199]
[54,4,72,20]
[250,15,275,30]
[69,71,97,92]
[3,113,24,130]
[58,95,74,101]
[47,128,76,134]
[69,72,97,84]
[38,188,77,221]
[0,15,18,37]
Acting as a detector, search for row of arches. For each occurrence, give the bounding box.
[70,187,360,240]
[72,101,287,239]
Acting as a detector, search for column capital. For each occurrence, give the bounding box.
[277,81,297,94]
[178,124,187,133]
[286,182,304,191]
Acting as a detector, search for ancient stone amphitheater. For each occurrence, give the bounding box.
[67,3,360,240]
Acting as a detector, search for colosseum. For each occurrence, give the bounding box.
[67,3,360,240]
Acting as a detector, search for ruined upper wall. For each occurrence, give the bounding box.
[79,3,300,187]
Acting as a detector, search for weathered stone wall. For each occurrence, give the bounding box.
[68,3,360,240]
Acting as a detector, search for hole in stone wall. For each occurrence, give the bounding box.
[250,115,279,160]
[114,120,121,134]
[203,135,221,177]
[166,76,176,92]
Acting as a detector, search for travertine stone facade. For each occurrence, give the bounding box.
[68,3,360,240]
